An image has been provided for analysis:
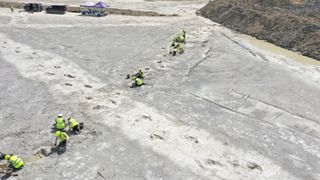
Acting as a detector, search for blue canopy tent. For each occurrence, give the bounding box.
[93,1,109,8]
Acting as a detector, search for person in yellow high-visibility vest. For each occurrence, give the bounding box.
[4,154,24,170]
[68,117,80,134]
[131,76,143,87]
[55,131,70,148]
[135,70,144,79]
[55,114,66,130]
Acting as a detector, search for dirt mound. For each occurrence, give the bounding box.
[198,0,320,60]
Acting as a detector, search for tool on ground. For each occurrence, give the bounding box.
[0,164,15,176]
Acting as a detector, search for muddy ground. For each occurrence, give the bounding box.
[0,0,320,179]
[199,0,320,61]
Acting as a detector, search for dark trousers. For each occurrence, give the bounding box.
[9,164,23,172]
[72,124,80,133]
[58,140,67,147]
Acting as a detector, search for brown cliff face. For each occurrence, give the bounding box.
[199,0,320,60]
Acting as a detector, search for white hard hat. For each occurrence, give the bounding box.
[58,113,63,117]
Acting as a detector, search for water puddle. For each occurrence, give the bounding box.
[247,36,320,66]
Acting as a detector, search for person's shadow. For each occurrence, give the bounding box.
[45,146,66,156]
[37,145,66,158]
[1,173,11,180]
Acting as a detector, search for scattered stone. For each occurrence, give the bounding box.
[195,160,205,169]
[145,67,150,70]
[35,149,47,157]
[64,74,76,78]
[229,160,240,167]
[185,135,199,143]
[65,83,73,86]
[93,105,103,110]
[32,52,36,55]
[45,72,55,76]
[84,84,93,88]
[15,130,25,137]
[97,171,106,179]
[15,50,20,53]
[233,163,240,167]
[39,64,44,67]
[3,42,7,44]
[247,162,262,171]
[142,115,152,121]
[85,96,93,100]
[205,159,222,166]
[185,135,195,140]
[54,65,61,69]
[150,133,164,140]
[90,131,101,136]
[157,60,162,63]
[110,99,117,105]
[223,142,228,146]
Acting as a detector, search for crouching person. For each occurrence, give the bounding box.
[68,117,83,134]
[135,70,144,79]
[54,114,66,131]
[131,76,143,88]
[55,131,69,151]
[4,154,24,171]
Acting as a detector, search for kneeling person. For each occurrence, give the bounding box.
[54,114,66,131]
[134,70,144,79]
[132,76,143,87]
[68,117,81,134]
[4,154,24,170]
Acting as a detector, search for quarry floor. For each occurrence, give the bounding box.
[0,1,320,179]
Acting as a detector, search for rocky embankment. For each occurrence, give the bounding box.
[198,0,320,60]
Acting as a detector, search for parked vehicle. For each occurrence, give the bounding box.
[46,5,67,14]
[24,3,43,13]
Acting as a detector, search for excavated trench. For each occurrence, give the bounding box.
[198,0,320,61]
